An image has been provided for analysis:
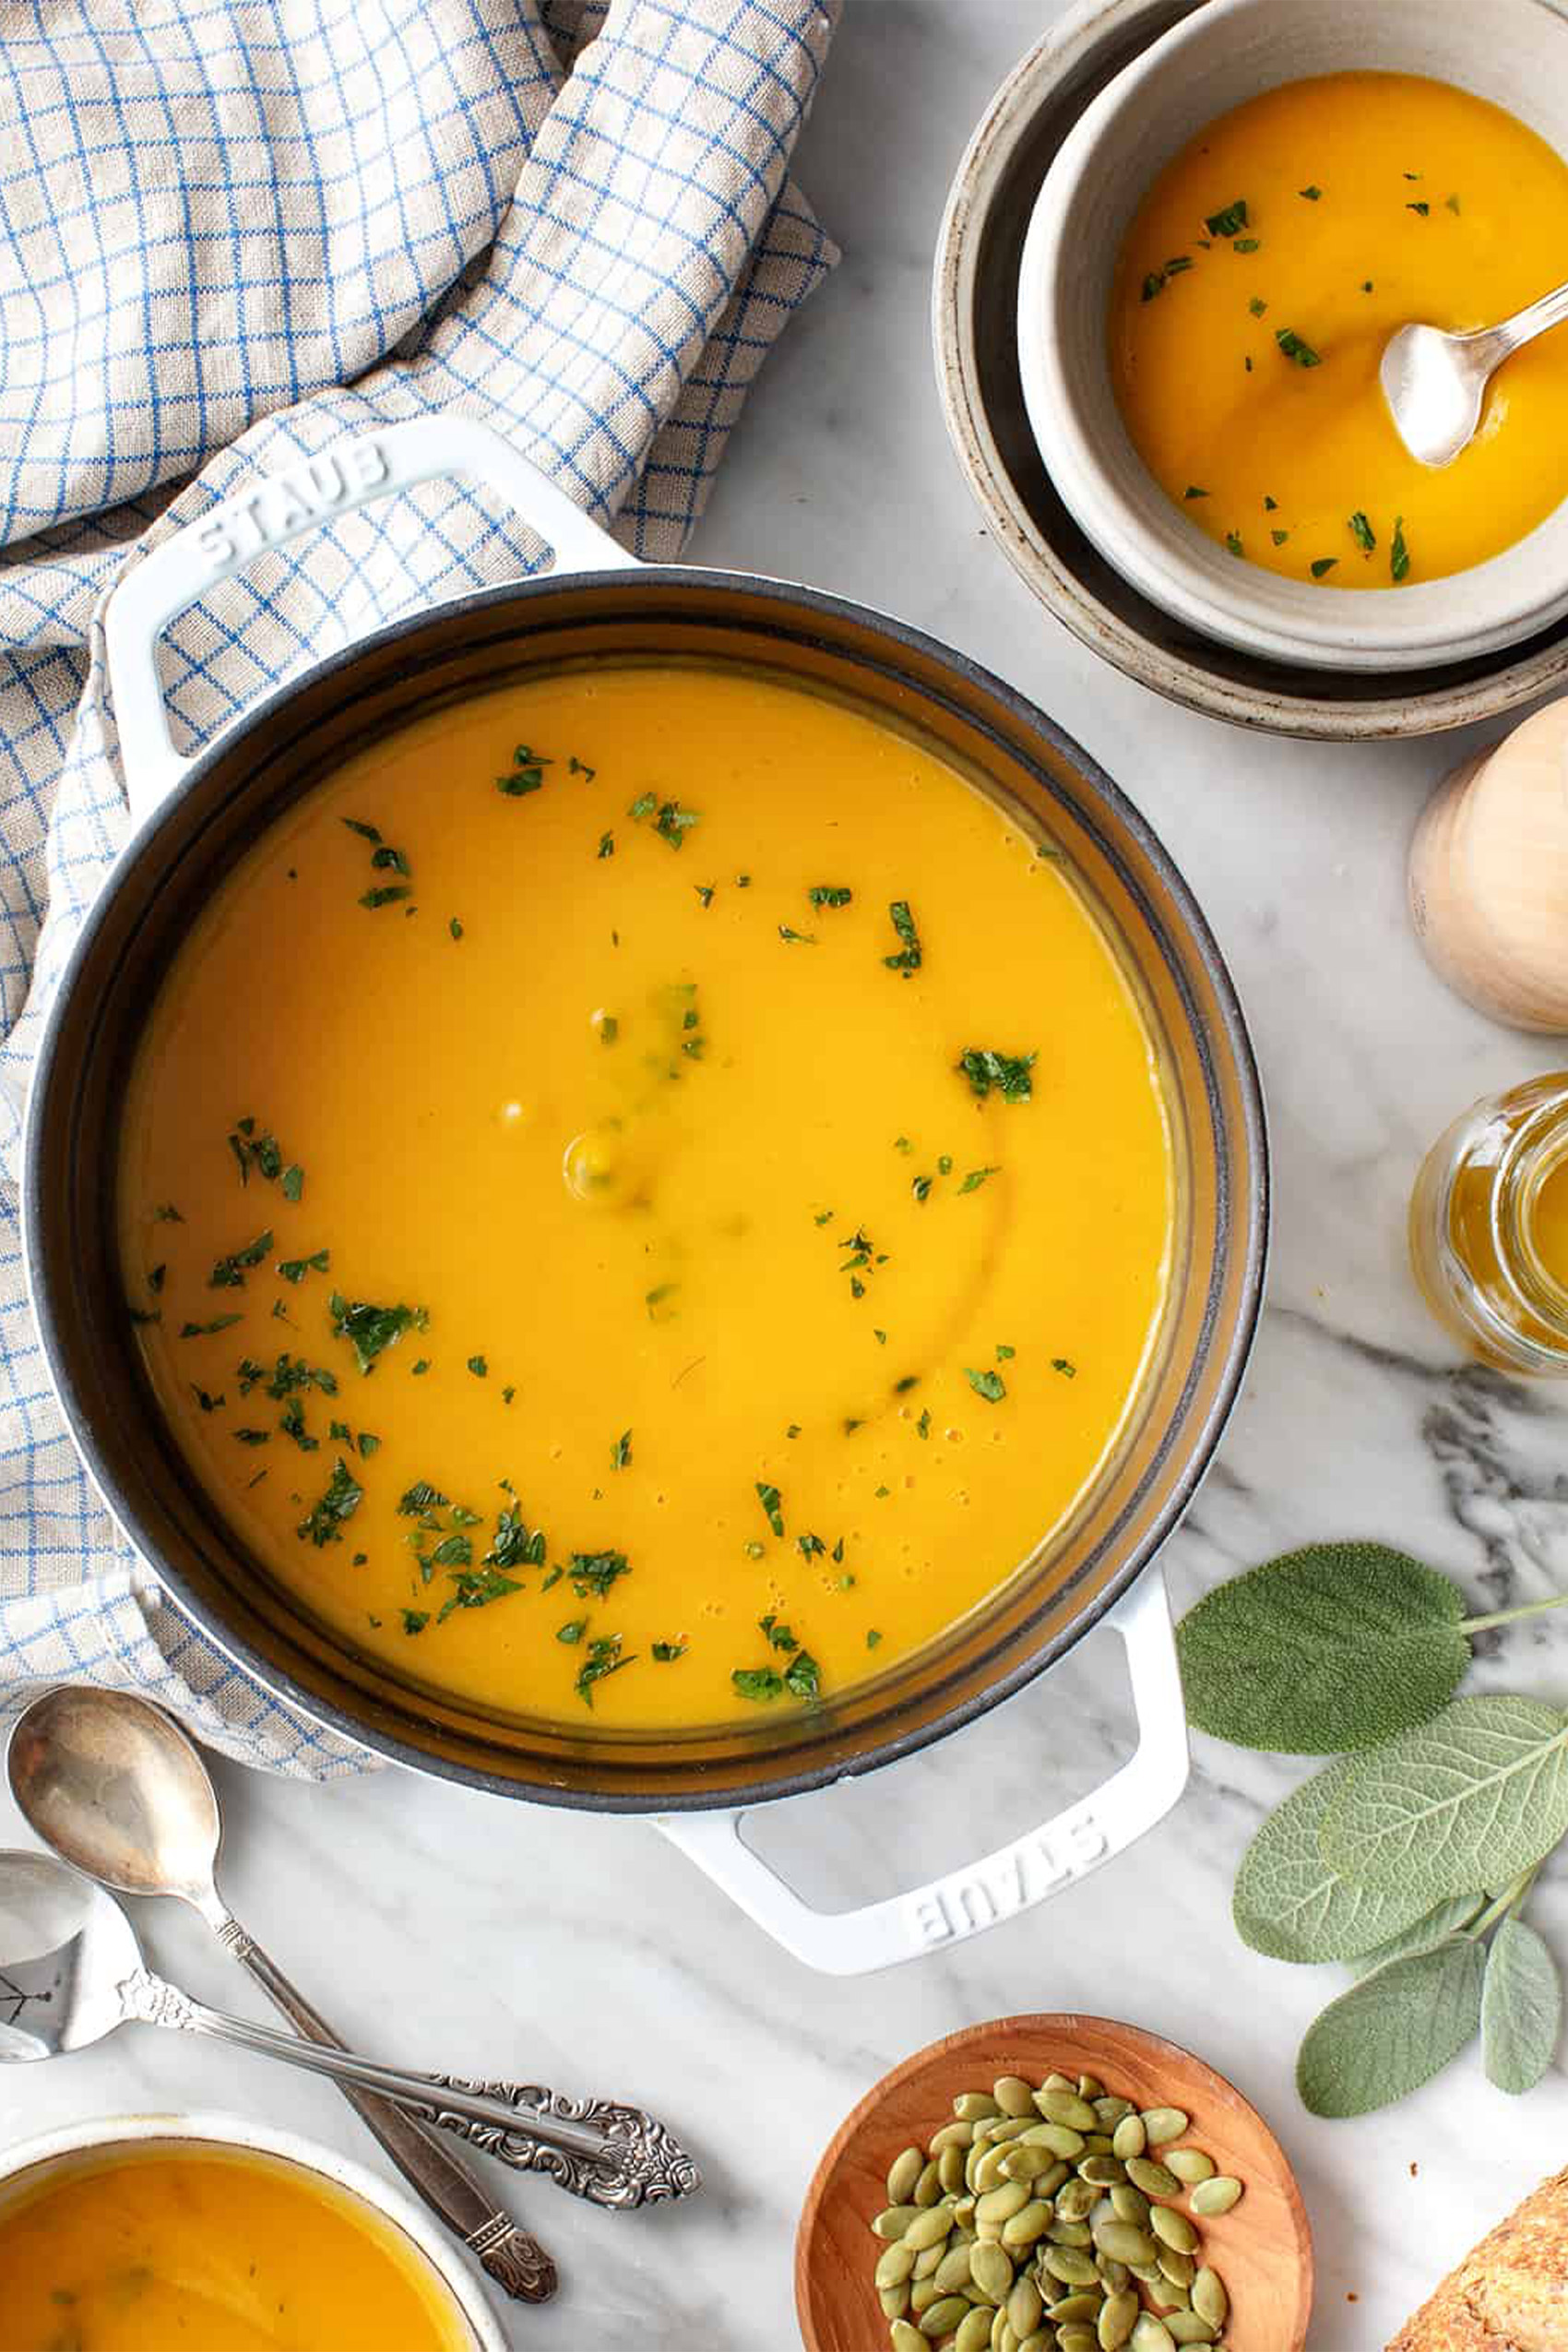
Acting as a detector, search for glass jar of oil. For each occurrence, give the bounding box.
[1410,1074,1568,1373]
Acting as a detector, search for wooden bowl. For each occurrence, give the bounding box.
[796,2014,1313,2352]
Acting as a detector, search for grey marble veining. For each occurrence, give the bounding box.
[6,5,1568,2346]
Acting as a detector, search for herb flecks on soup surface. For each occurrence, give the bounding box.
[1110,72,1568,587]
[119,665,1171,1729]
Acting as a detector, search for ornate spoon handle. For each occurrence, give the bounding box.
[117,1967,699,2208]
[215,1915,556,2299]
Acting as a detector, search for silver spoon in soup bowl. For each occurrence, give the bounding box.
[6,1689,556,2303]
[1381,275,1568,467]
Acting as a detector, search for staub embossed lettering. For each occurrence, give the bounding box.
[908,1812,1110,1948]
[196,441,391,565]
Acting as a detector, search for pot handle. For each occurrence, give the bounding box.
[103,415,639,824]
[654,1568,1189,1976]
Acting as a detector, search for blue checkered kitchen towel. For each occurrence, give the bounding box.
[0,0,837,1775]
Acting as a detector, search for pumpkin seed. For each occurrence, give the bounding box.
[1078,2075,1105,2100]
[1001,2144,1061,2185]
[875,2204,921,2239]
[956,2308,996,2352]
[931,2120,976,2154]
[1041,2247,1099,2287]
[1077,2155,1127,2188]
[887,2146,925,2204]
[1128,2262,1166,2288]
[1047,2218,1093,2247]
[1192,2269,1228,2329]
[1096,2256,1131,2293]
[913,2241,948,2279]
[1035,2088,1099,2131]
[1029,2122,1086,2160]
[891,2324,924,2352]
[1042,2073,1075,2092]
[1125,2157,1181,2200]
[905,2204,956,2252]
[877,2244,918,2289]
[1081,2134,1115,2156]
[1139,2108,1189,2146]
[973,2145,1015,2195]
[969,2242,1015,2301]
[1163,2317,1219,2346]
[1006,2276,1044,2337]
[1091,2220,1158,2266]
[1017,2335,1051,2352]
[956,2094,1002,2122]
[920,2296,972,2337]
[934,2244,978,2295]
[1054,2178,1099,2222]
[880,2284,910,2318]
[977,2181,1030,2226]
[913,2159,943,2208]
[909,2277,939,2315]
[1190,2176,1242,2217]
[1157,2247,1196,2289]
[1047,2296,1104,2324]
[1131,2320,1176,2352]
[940,2145,968,2195]
[1093,2097,1135,2127]
[1099,2288,1139,2349]
[1110,2185,1151,2227]
[1150,2206,1198,2254]
[1163,2148,1214,2185]
[993,2076,1037,2118]
[1059,2332,1099,2352]
[1001,2201,1053,2250]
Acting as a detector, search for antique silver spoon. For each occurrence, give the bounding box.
[0,1841,699,2209]
[7,1690,554,2301]
[1381,277,1568,466]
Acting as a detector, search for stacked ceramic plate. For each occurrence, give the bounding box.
[932,0,1568,738]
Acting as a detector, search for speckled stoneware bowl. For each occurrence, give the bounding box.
[932,0,1568,736]
[1017,0,1568,673]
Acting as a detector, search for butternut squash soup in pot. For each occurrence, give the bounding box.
[118,661,1173,1732]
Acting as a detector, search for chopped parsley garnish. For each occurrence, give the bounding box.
[295,1455,363,1548]
[281,1165,303,1203]
[1392,516,1410,584]
[600,1015,619,1044]
[557,1618,587,1645]
[487,1503,545,1571]
[153,1203,184,1222]
[916,1408,931,1439]
[893,1375,920,1394]
[867,1629,883,1650]
[178,1314,242,1338]
[277,1249,329,1284]
[1141,270,1168,303]
[1310,557,1337,579]
[1264,495,1278,511]
[1233,238,1261,254]
[1226,531,1244,558]
[958,1166,1000,1194]
[568,755,596,779]
[646,1282,679,1322]
[732,1667,785,1702]
[761,1614,797,1648]
[966,1366,1006,1402]
[911,1175,932,1204]
[576,1634,635,1705]
[1348,513,1376,552]
[329,1292,427,1373]
[956,1048,1035,1103]
[190,1385,225,1414]
[148,1264,166,1294]
[237,1351,338,1401]
[1299,184,1322,201]
[695,884,715,907]
[808,885,853,908]
[1445,193,1461,214]
[786,1651,821,1701]
[778,924,815,944]
[342,817,382,843]
[467,1354,488,1378]
[234,1428,268,1445]
[360,884,411,910]
[796,1531,826,1560]
[570,1550,630,1599]
[402,1610,429,1635]
[227,1118,290,1186]
[496,743,551,796]
[398,1480,449,1515]
[651,1641,686,1662]
[127,1305,161,1326]
[1183,485,1208,500]
[1407,200,1430,217]
[1272,529,1290,545]
[1248,297,1267,318]
[652,800,699,849]
[996,1343,1016,1360]
[1204,198,1248,238]
[598,830,614,859]
[438,1566,522,1622]
[1275,328,1321,366]
[449,917,464,941]
[1052,1357,1077,1378]
[883,900,922,978]
[612,1430,632,1470]
[755,1480,784,1538]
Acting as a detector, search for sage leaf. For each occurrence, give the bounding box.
[1351,1894,1481,1979]
[1233,1760,1437,1962]
[1481,1917,1562,2094]
[1297,1936,1486,2117]
[1177,1542,1469,1752]
[1322,1694,1568,1903]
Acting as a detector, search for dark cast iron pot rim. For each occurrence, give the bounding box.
[25,561,1270,1811]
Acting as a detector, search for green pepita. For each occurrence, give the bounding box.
[1042,2073,1075,2092]
[1093,2097,1135,2126]
[904,2204,956,2253]
[1045,2294,1104,2324]
[1130,2318,1177,2352]
[877,2243,918,2289]
[880,2284,910,2318]
[1111,2114,1146,2160]
[1041,2246,1099,2287]
[1150,2205,1198,2254]
[1077,2076,1105,2100]
[913,2240,947,2279]
[1006,2276,1043,2337]
[1163,2316,1219,2346]
[1138,2108,1189,2146]
[1054,2178,1099,2222]
[1124,2157,1181,2200]
[913,2159,943,2208]
[1157,2246,1195,2289]
[919,2296,972,2337]
[1163,2148,1214,2185]
[1098,2288,1139,2349]
[955,2308,996,2352]
[886,2146,925,2204]
[891,2323,924,2352]
[1091,2220,1158,2267]
[1000,2144,1060,2185]
[1034,2087,1099,2131]
[976,2181,1029,2226]
[969,2242,1015,2301]
[1059,2332,1099,2352]
[1077,2155,1127,2188]
[1046,2218,1093,2248]
[1110,2185,1151,2226]
[930,2120,976,2154]
[934,2244,978,2295]
[1190,2176,1243,2217]
[939,2144,968,2195]
[874,2204,921,2239]
[1096,2256,1131,2293]
[956,2093,1002,2122]
[909,2277,939,2315]
[1192,2268,1228,2329]
[1000,2200,1052,2250]
[993,2076,1038,2117]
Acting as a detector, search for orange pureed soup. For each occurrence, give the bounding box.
[119,664,1172,1728]
[0,2144,469,2352]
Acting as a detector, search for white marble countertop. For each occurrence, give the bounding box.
[6,6,1568,2346]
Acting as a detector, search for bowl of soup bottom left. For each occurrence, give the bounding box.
[0,2109,507,2352]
